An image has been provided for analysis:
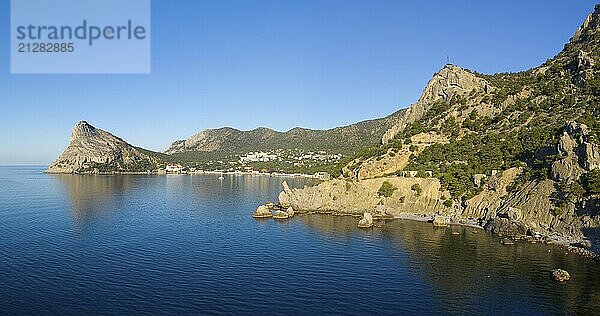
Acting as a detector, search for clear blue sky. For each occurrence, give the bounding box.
[0,0,596,164]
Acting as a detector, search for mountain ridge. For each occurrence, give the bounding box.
[165,109,404,155]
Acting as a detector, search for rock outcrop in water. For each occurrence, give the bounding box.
[433,216,448,227]
[273,210,290,220]
[253,205,273,218]
[551,269,571,282]
[357,212,374,228]
[46,121,165,174]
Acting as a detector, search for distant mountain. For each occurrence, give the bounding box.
[48,110,404,174]
[46,121,166,174]
[165,110,404,155]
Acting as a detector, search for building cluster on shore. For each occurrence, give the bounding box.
[163,163,331,180]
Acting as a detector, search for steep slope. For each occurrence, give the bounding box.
[381,64,491,144]
[165,110,404,155]
[47,121,166,174]
[347,5,600,183]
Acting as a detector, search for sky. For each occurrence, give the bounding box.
[0,0,597,164]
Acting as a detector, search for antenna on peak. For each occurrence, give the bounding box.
[446,55,451,65]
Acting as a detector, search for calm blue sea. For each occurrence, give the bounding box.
[0,166,599,315]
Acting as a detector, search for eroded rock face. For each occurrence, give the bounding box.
[570,4,600,45]
[349,147,413,180]
[351,132,449,180]
[46,121,162,174]
[382,65,490,144]
[279,178,447,215]
[551,122,600,182]
[574,50,596,87]
[286,207,295,218]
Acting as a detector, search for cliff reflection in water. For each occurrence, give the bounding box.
[53,174,307,230]
[294,214,600,315]
[52,175,137,228]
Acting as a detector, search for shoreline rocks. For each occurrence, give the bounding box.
[273,210,290,220]
[286,207,295,218]
[357,213,374,228]
[433,215,448,227]
[252,205,273,218]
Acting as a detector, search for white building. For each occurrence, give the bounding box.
[166,164,184,173]
[240,152,278,163]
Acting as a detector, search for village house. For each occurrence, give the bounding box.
[165,163,184,173]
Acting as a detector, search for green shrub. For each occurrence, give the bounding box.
[411,183,423,197]
[582,170,600,195]
[378,181,397,198]
[416,170,429,178]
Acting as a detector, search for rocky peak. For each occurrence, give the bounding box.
[382,64,489,143]
[71,120,98,140]
[417,64,487,105]
[47,120,163,174]
[570,5,600,45]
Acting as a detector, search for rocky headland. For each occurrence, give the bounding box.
[256,6,600,260]
[46,121,166,174]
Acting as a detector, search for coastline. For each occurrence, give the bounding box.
[45,169,326,179]
[269,206,600,262]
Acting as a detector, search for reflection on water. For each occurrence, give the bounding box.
[53,174,308,231]
[1,167,600,315]
[296,214,600,315]
[53,175,133,227]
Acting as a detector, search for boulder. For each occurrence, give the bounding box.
[433,215,448,227]
[357,212,374,228]
[252,205,272,218]
[273,210,290,220]
[550,269,571,282]
[286,207,295,218]
[484,217,528,239]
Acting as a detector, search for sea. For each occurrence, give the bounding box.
[1,166,599,315]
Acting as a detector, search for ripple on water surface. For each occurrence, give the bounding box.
[0,166,599,315]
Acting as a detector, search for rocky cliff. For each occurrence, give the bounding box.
[46,121,165,174]
[279,122,600,248]
[381,65,490,144]
[271,5,600,254]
